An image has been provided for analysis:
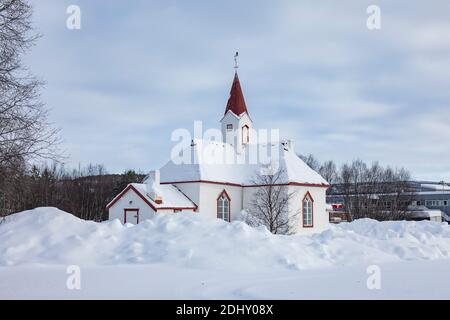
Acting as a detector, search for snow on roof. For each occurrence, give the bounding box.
[416,191,450,196]
[282,147,329,185]
[159,139,329,186]
[107,183,197,210]
[443,213,450,222]
[421,183,450,191]
[408,208,443,219]
[130,183,196,209]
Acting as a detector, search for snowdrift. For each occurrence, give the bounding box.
[1,207,450,270]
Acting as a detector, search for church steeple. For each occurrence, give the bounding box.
[221,53,253,150]
[224,72,248,116]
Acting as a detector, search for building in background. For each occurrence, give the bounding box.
[327,181,450,223]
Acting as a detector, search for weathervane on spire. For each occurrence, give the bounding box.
[234,51,239,72]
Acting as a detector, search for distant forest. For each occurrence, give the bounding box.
[0,163,145,220]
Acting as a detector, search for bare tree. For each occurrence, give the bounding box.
[246,168,297,234]
[0,0,61,169]
[298,153,320,171]
[0,0,61,217]
[334,160,415,221]
[319,160,337,184]
[298,154,337,185]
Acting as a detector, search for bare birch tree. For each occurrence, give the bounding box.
[246,168,297,234]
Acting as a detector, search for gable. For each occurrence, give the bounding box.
[106,183,198,211]
[106,185,155,211]
[220,110,252,124]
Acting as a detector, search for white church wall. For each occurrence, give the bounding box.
[198,183,243,221]
[288,185,329,234]
[172,182,200,209]
[242,185,328,234]
[242,186,257,213]
[158,209,178,214]
[108,189,156,224]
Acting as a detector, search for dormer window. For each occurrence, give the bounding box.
[227,124,233,131]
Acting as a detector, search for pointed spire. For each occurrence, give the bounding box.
[225,72,248,116]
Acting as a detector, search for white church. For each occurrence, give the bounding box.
[107,66,330,234]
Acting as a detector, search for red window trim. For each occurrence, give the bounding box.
[302,191,314,228]
[217,189,231,222]
[124,208,139,224]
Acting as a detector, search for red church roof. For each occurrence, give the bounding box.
[225,72,248,116]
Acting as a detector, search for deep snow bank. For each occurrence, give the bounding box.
[1,207,450,270]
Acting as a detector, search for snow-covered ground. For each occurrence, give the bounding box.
[1,207,450,299]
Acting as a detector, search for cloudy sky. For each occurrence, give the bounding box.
[26,0,450,181]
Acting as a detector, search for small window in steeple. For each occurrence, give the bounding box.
[227,124,233,131]
[242,125,249,144]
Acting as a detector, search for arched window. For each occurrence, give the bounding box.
[217,190,230,222]
[302,192,314,227]
[242,125,249,144]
